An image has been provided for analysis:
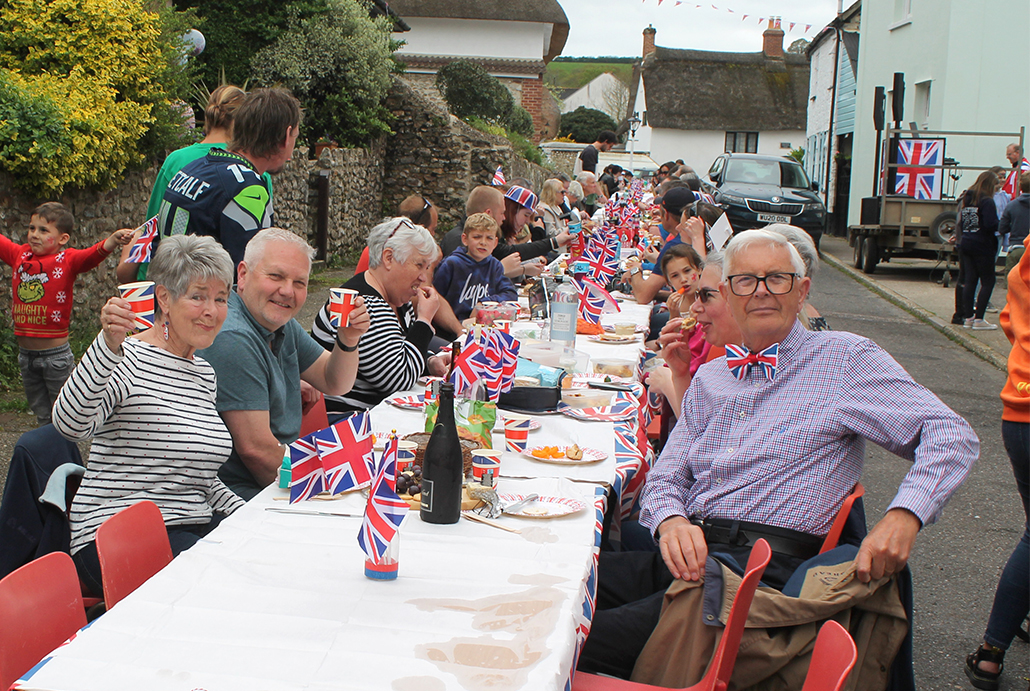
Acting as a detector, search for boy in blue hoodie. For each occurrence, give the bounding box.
[433,212,518,321]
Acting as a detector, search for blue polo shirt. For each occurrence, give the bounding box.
[199,291,324,499]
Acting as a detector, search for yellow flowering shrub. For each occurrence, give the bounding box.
[0,0,193,194]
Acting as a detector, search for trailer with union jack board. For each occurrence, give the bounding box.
[848,125,1024,275]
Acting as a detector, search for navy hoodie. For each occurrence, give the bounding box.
[433,246,518,320]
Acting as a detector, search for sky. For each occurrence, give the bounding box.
[556,0,843,57]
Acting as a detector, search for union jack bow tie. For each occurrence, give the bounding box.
[725,343,778,381]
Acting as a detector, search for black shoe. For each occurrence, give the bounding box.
[951,314,966,325]
[965,644,1004,691]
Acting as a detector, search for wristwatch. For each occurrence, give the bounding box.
[629,266,641,277]
[336,333,358,352]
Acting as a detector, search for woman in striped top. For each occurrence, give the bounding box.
[312,217,452,418]
[53,235,244,596]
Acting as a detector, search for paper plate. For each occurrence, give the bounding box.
[603,324,649,334]
[385,395,424,410]
[498,494,587,518]
[522,445,607,464]
[587,334,640,345]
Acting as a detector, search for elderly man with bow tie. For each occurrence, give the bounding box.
[577,228,979,680]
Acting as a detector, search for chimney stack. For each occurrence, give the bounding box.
[762,17,784,59]
[642,25,656,59]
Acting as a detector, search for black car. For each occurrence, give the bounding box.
[705,153,826,248]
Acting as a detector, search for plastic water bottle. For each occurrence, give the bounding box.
[549,273,578,348]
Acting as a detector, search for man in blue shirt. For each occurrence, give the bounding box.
[200,228,370,500]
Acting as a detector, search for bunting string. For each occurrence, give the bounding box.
[645,4,815,35]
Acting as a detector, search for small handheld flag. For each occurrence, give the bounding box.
[126,216,159,264]
[492,166,506,186]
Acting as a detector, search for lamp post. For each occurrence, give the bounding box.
[628,113,641,176]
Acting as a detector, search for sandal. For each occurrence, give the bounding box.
[965,644,1004,691]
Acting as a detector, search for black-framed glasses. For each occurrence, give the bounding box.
[726,272,798,296]
[412,196,433,226]
[692,287,720,304]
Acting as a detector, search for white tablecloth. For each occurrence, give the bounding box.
[21,475,604,691]
[19,297,656,691]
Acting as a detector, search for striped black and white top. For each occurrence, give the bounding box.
[311,273,434,414]
[54,335,244,554]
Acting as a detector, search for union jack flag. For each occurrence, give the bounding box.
[573,276,619,325]
[288,434,325,503]
[357,435,408,565]
[449,338,488,395]
[313,412,374,495]
[895,139,943,200]
[126,216,159,264]
[492,166,506,186]
[582,233,619,284]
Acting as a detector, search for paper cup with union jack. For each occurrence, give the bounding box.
[118,281,155,331]
[471,449,502,482]
[503,413,533,453]
[328,288,358,329]
[396,441,418,473]
[493,320,511,334]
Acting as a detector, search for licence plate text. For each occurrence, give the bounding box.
[757,213,791,223]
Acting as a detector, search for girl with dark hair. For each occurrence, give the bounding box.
[958,170,1002,330]
[494,186,574,274]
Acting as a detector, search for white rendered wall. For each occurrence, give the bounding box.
[649,128,805,173]
[397,18,552,64]
[562,73,628,116]
[849,0,1030,224]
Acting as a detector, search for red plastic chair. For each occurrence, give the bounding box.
[819,483,865,554]
[299,393,329,438]
[572,538,773,691]
[95,500,173,609]
[800,620,857,691]
[0,552,86,690]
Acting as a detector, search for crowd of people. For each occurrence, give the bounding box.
[0,84,1026,691]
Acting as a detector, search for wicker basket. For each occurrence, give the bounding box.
[402,433,481,476]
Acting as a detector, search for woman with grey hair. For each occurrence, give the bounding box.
[765,223,830,331]
[312,217,450,417]
[54,234,244,596]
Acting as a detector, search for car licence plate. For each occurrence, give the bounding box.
[757,213,791,223]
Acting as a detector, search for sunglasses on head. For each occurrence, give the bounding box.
[412,196,433,226]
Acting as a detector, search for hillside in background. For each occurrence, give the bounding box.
[545,57,635,90]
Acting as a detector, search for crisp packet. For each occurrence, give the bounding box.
[424,398,497,449]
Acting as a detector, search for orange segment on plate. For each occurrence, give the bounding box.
[531,446,565,459]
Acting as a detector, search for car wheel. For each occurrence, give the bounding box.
[861,235,878,274]
[929,212,958,244]
[853,235,864,269]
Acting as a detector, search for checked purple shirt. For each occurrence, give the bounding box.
[640,321,978,537]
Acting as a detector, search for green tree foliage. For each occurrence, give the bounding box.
[435,60,538,137]
[559,107,618,144]
[506,105,535,138]
[0,0,197,194]
[174,0,330,87]
[251,0,398,148]
[436,60,513,124]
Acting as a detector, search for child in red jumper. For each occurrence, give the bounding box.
[0,203,133,424]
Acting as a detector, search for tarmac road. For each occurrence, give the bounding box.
[809,254,1028,690]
